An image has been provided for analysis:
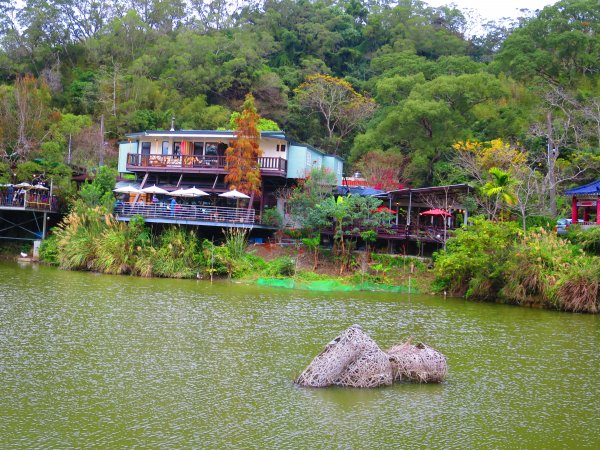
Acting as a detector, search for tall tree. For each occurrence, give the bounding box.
[0,75,52,164]
[294,74,376,155]
[225,93,262,196]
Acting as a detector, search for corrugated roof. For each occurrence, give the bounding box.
[336,186,386,196]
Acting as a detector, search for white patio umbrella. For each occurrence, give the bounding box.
[170,188,196,197]
[14,182,33,189]
[182,186,210,197]
[113,185,141,194]
[32,184,49,191]
[140,184,170,195]
[219,188,250,210]
[218,189,250,199]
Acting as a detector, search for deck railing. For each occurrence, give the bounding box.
[115,202,256,224]
[0,194,58,212]
[126,154,287,174]
[321,223,457,243]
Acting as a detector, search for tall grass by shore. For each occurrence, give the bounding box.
[39,208,600,313]
[433,217,600,313]
[39,207,295,280]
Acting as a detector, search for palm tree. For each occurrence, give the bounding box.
[481,167,517,221]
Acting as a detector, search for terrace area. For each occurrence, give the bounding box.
[126,154,287,176]
[115,202,267,228]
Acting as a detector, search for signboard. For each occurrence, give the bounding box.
[577,201,597,207]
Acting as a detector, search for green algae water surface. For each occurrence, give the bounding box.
[1,261,598,448]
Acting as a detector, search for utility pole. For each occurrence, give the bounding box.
[547,111,557,216]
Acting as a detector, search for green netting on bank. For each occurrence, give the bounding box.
[256,278,416,293]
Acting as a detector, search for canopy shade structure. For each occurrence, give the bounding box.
[420,208,451,217]
[219,189,250,199]
[140,185,170,195]
[32,184,49,190]
[14,182,33,189]
[182,187,210,197]
[113,185,142,194]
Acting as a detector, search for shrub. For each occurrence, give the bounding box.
[39,234,60,265]
[371,254,425,271]
[264,256,296,277]
[568,226,600,255]
[223,227,248,260]
[54,207,107,270]
[153,227,200,278]
[262,207,283,227]
[551,259,600,313]
[433,217,521,299]
[500,229,574,305]
[93,221,134,275]
[525,215,554,231]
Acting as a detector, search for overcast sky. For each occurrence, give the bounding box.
[425,0,557,22]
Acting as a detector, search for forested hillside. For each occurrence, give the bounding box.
[0,0,598,203]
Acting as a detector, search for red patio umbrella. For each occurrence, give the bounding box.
[420,208,451,217]
[372,206,396,214]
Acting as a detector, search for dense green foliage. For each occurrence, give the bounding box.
[0,1,597,202]
[434,217,600,312]
[12,0,600,313]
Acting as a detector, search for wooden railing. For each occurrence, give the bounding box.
[115,202,256,224]
[126,154,287,174]
[321,224,457,243]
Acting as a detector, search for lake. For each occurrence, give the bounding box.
[1,261,598,448]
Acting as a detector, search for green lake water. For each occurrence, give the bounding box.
[1,261,598,448]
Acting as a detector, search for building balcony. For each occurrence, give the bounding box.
[126,154,287,177]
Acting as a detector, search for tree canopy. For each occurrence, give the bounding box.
[0,0,597,216]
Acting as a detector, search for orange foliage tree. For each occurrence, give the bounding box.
[225,94,263,196]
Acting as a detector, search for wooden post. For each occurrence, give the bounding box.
[597,197,600,225]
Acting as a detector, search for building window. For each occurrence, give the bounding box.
[276,144,286,152]
[162,141,169,155]
[173,141,181,157]
[205,142,218,156]
[193,142,203,156]
[141,142,151,155]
